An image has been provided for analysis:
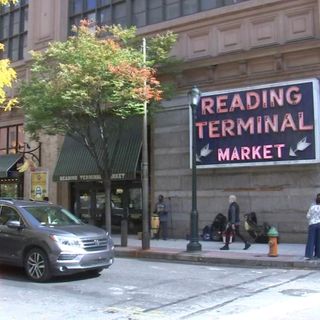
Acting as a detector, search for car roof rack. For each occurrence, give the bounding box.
[0,197,30,204]
[0,198,15,204]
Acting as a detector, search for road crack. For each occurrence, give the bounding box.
[180,271,317,319]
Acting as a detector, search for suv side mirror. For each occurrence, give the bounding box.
[6,220,23,229]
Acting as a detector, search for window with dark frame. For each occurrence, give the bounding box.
[0,0,28,61]
[0,124,24,155]
[68,0,250,30]
[69,0,127,31]
[132,0,146,27]
[0,206,21,225]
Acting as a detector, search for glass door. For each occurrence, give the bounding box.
[72,181,142,232]
[0,182,18,198]
[78,190,93,224]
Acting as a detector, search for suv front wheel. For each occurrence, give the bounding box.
[24,248,52,282]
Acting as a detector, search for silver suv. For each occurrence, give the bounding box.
[0,199,114,282]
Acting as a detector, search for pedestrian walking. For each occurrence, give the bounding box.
[220,194,251,250]
[305,193,320,260]
[154,195,168,240]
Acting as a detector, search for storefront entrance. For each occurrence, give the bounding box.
[52,117,144,234]
[0,153,24,199]
[71,181,142,233]
[0,178,23,198]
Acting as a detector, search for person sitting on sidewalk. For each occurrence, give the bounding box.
[220,194,251,251]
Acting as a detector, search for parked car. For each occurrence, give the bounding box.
[0,199,114,282]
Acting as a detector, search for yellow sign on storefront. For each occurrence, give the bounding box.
[30,171,48,200]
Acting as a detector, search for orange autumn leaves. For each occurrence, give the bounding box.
[108,62,162,102]
[76,20,165,105]
[20,19,177,127]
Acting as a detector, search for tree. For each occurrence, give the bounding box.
[19,22,177,234]
[0,0,18,111]
[0,0,18,6]
[0,0,17,4]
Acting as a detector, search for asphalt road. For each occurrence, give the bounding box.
[0,258,319,320]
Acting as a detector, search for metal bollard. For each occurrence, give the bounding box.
[121,209,128,247]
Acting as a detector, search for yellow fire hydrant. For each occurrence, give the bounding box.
[151,214,160,238]
[267,227,279,257]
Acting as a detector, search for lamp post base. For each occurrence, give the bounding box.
[187,208,202,252]
[142,231,150,250]
[187,240,202,252]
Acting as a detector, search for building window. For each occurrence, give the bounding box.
[132,0,146,27]
[69,0,127,31]
[113,1,126,25]
[99,7,111,26]
[72,0,83,14]
[87,0,97,11]
[0,183,19,198]
[68,0,250,30]
[0,125,24,155]
[182,0,199,15]
[0,0,28,62]
[165,0,180,21]
[147,0,163,25]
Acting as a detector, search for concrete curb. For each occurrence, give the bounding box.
[115,246,320,270]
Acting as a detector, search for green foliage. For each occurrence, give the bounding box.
[147,31,178,66]
[0,44,17,110]
[19,22,178,234]
[20,23,178,140]
[0,0,17,5]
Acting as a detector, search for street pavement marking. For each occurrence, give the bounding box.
[102,306,170,320]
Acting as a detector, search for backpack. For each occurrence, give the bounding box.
[201,225,211,241]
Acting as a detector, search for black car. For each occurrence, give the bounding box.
[0,199,114,282]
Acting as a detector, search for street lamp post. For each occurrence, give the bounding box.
[187,86,202,252]
[141,37,150,250]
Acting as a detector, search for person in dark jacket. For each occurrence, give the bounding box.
[220,195,251,250]
[154,195,168,240]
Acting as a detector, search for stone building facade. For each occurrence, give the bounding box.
[149,0,320,242]
[2,0,320,242]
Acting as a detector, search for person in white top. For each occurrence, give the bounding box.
[305,193,320,259]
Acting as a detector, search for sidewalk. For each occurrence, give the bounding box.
[113,235,320,270]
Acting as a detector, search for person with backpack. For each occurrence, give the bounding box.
[220,195,251,250]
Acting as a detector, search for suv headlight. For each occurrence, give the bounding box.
[106,232,114,250]
[50,235,82,251]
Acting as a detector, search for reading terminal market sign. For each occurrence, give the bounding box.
[190,79,320,168]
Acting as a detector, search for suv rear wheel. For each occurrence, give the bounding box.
[24,248,52,282]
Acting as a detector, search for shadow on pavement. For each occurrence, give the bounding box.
[0,265,102,283]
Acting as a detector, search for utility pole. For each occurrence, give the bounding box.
[141,37,150,250]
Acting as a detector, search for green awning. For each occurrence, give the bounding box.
[0,153,23,178]
[53,117,142,182]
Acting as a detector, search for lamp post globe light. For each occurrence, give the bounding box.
[187,86,202,252]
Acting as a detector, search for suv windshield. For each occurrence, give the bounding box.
[24,206,82,226]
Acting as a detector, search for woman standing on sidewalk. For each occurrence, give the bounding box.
[305,193,320,260]
[220,195,251,251]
